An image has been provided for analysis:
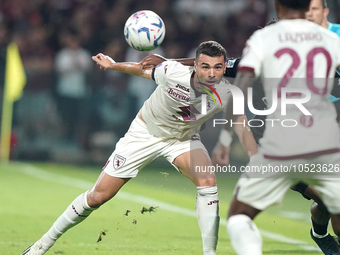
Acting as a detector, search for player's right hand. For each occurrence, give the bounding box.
[211,142,230,166]
[92,53,115,70]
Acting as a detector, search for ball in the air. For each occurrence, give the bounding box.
[124,10,166,51]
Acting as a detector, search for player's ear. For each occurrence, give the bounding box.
[194,61,197,72]
[324,7,329,18]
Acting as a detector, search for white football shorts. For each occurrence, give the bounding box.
[235,151,340,214]
[102,117,207,178]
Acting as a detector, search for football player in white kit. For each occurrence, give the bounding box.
[21,41,257,255]
[225,1,340,254]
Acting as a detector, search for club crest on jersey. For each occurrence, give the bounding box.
[206,96,215,110]
[113,154,126,170]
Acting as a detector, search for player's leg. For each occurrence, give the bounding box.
[22,117,158,255]
[173,148,219,255]
[22,172,130,255]
[331,215,340,242]
[311,165,340,255]
[227,197,262,255]
[309,201,340,255]
[226,153,294,255]
[291,181,340,253]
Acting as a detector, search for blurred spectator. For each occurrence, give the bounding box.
[54,31,92,143]
[125,46,164,111]
[0,0,310,163]
[15,24,57,150]
[91,39,133,136]
[89,40,134,163]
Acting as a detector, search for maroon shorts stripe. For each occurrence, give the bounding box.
[238,66,255,72]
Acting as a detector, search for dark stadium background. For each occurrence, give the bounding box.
[1,0,340,165]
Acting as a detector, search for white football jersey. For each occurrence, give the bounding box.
[141,60,232,139]
[239,19,340,158]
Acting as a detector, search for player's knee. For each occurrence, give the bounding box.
[228,197,260,220]
[311,202,330,223]
[86,191,112,208]
[196,178,216,187]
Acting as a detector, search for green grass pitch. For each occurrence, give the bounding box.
[1,161,324,254]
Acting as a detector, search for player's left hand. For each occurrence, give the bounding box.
[92,53,115,70]
[140,54,166,69]
[211,142,230,166]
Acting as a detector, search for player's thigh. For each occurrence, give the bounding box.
[172,148,216,186]
[235,153,294,210]
[314,178,340,214]
[104,117,163,179]
[312,153,340,214]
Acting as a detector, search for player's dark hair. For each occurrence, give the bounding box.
[275,0,311,10]
[258,18,279,29]
[266,18,279,26]
[196,41,227,62]
[321,0,328,9]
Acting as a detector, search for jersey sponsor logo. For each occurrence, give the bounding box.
[113,154,126,170]
[167,88,190,102]
[175,84,190,92]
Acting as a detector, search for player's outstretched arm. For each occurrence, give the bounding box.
[92,53,153,80]
[140,53,195,69]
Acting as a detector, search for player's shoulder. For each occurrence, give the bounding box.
[158,59,185,68]
[156,60,189,73]
[260,19,339,40]
[220,77,232,85]
[215,77,233,93]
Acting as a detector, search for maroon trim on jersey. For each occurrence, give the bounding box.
[238,66,255,72]
[264,148,340,160]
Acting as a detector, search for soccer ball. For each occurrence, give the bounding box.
[124,10,166,51]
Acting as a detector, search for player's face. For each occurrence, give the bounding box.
[194,54,225,90]
[306,0,327,26]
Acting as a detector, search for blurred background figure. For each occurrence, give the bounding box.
[54,31,92,145]
[0,0,339,164]
[125,46,164,111]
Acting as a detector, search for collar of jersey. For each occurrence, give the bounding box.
[190,71,204,98]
